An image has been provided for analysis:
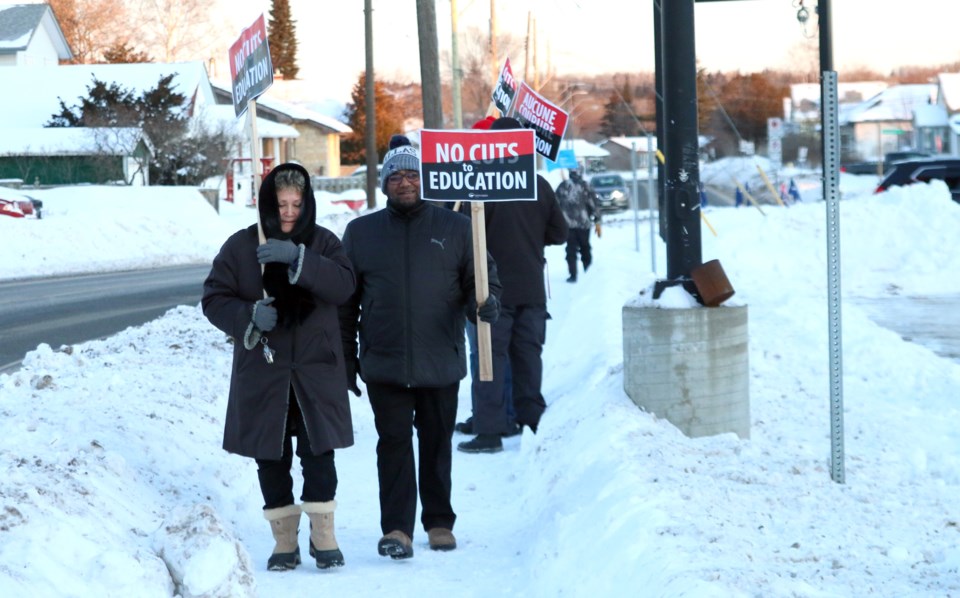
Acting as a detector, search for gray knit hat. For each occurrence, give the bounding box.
[380,135,420,193]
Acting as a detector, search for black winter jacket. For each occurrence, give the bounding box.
[339,200,501,388]
[473,175,568,306]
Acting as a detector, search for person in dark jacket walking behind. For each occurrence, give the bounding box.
[555,169,601,283]
[339,135,501,560]
[457,116,570,454]
[202,163,357,572]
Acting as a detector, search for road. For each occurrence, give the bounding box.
[0,264,211,373]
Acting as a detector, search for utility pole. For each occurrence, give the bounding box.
[657,0,701,289]
[451,0,463,128]
[364,0,377,209]
[489,0,498,88]
[417,0,444,129]
[524,11,532,81]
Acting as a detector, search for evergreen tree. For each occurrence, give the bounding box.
[102,42,152,64]
[599,77,641,138]
[268,0,299,79]
[46,75,235,185]
[341,72,405,164]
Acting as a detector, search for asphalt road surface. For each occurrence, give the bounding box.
[0,264,211,373]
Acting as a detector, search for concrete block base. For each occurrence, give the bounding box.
[622,302,750,439]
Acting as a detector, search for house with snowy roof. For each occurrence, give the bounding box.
[929,73,960,156]
[0,3,70,66]
[839,84,937,162]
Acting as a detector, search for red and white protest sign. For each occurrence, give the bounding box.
[419,129,537,202]
[510,82,569,162]
[228,14,273,117]
[491,58,518,115]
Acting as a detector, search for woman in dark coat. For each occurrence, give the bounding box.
[202,163,356,571]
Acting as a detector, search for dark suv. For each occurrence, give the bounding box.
[588,173,630,211]
[875,157,960,202]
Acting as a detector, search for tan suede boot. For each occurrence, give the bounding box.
[302,500,344,569]
[263,504,302,571]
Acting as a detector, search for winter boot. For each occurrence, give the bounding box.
[427,528,457,551]
[302,500,345,569]
[457,433,503,454]
[378,530,414,560]
[454,416,474,434]
[263,504,302,571]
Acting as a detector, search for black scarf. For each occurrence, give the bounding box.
[257,164,318,328]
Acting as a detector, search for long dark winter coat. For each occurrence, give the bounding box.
[339,200,501,388]
[473,175,568,306]
[203,163,356,460]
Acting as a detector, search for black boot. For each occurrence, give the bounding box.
[454,416,474,434]
[457,434,503,453]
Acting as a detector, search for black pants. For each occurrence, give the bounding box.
[472,304,548,435]
[565,227,592,277]
[366,382,458,538]
[255,391,337,510]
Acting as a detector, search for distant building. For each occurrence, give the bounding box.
[0,3,71,66]
[599,136,659,171]
[838,84,937,162]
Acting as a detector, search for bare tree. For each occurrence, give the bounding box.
[130,0,212,63]
[48,0,133,64]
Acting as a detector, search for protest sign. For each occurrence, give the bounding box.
[419,129,537,202]
[228,14,273,117]
[491,57,518,115]
[510,82,569,161]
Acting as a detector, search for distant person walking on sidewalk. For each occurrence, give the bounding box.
[555,169,601,283]
[202,163,357,572]
[339,135,501,560]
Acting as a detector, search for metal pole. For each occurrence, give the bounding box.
[417,0,444,129]
[660,0,701,285]
[819,0,845,484]
[653,0,666,243]
[647,133,657,275]
[451,0,463,128]
[364,0,377,209]
[631,142,640,252]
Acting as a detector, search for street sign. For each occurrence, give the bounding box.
[882,129,906,135]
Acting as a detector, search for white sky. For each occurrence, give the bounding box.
[214,0,960,104]
[2,163,960,595]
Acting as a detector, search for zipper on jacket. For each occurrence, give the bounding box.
[403,216,413,386]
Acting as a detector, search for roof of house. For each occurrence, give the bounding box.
[0,3,71,59]
[840,84,937,124]
[200,104,300,140]
[0,127,153,156]
[0,62,216,128]
[600,136,660,153]
[936,73,960,112]
[210,82,352,134]
[559,139,609,158]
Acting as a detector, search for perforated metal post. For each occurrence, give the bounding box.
[822,70,845,484]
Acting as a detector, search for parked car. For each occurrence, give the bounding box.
[875,157,960,202]
[0,188,42,219]
[841,150,932,176]
[588,173,630,211]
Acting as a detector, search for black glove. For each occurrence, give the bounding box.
[251,297,277,331]
[345,357,362,397]
[257,239,300,265]
[476,294,500,324]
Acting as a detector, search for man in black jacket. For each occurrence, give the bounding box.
[457,117,570,454]
[339,135,501,560]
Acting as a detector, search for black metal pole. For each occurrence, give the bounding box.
[660,0,702,284]
[653,0,666,243]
